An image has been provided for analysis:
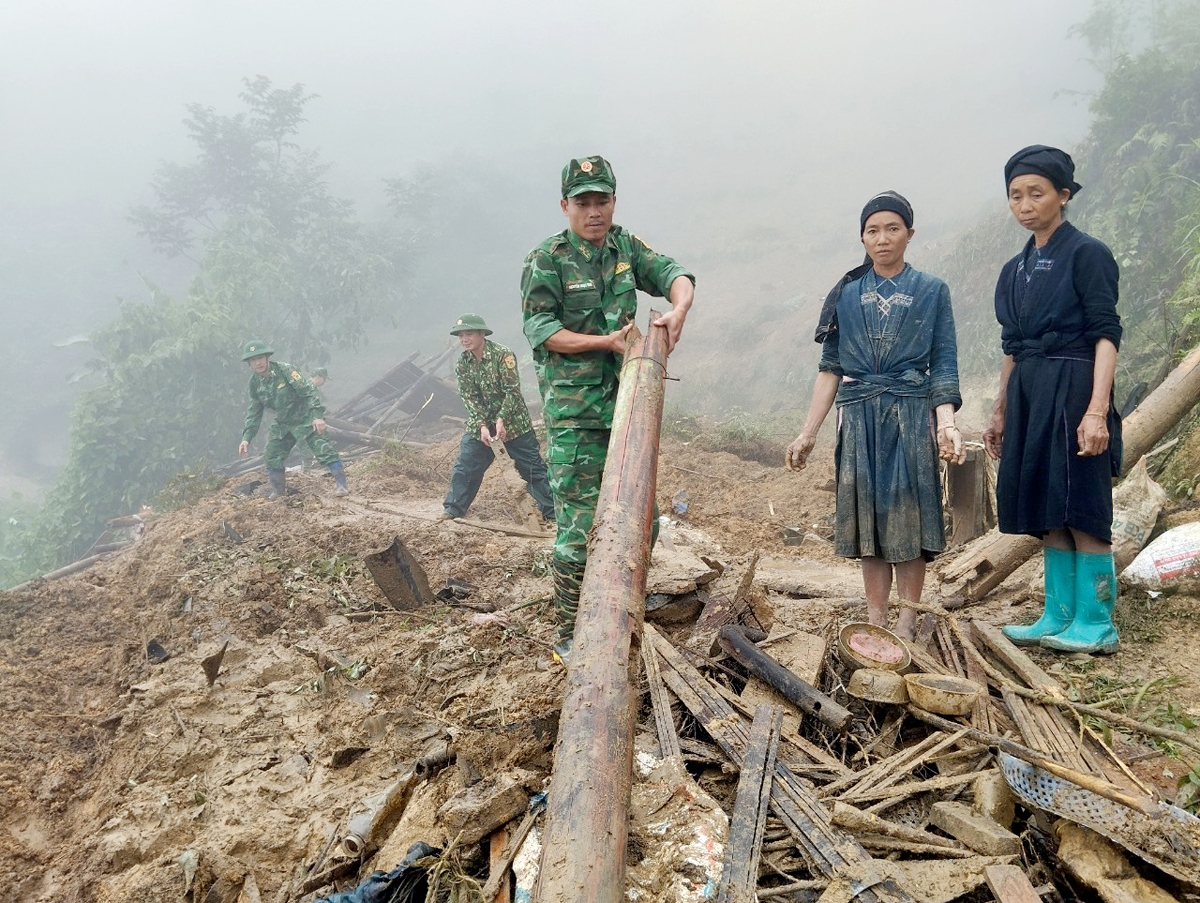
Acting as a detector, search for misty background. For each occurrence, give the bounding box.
[1,0,1108,503]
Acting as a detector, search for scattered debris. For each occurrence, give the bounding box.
[364,535,436,610]
[201,641,228,687]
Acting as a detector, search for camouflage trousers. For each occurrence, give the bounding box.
[264,419,341,470]
[545,427,658,638]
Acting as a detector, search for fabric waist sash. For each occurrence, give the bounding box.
[836,369,929,406]
[1008,331,1092,363]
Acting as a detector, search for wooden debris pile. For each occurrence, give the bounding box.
[622,599,1200,903]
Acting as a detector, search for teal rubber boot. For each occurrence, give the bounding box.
[329,460,349,496]
[266,468,287,499]
[1003,547,1076,646]
[1042,551,1119,654]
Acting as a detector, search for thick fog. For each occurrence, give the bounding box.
[0,0,1101,492]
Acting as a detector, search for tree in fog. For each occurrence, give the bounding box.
[12,78,413,579]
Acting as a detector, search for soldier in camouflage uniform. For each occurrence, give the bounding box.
[521,156,695,660]
[443,313,554,521]
[237,340,349,498]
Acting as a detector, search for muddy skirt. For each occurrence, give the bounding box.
[834,393,945,562]
[997,356,1118,542]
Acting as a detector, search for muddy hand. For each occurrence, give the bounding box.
[938,425,965,464]
[786,433,816,471]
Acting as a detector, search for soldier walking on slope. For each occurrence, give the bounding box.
[442,314,555,522]
[521,156,695,662]
[237,340,349,498]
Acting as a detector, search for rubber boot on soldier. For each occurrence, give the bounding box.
[551,558,584,666]
[329,461,349,496]
[266,468,287,500]
[1003,547,1075,646]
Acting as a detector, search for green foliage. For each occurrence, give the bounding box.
[936,0,1200,402]
[5,78,419,585]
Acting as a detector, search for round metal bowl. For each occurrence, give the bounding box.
[837,622,912,673]
[847,668,910,704]
[904,673,982,716]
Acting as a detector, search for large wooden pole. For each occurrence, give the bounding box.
[941,341,1200,603]
[1121,342,1200,471]
[535,317,668,903]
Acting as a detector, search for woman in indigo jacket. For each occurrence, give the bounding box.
[983,145,1122,655]
[787,191,964,640]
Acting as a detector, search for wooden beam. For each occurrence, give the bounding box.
[718,626,852,732]
[534,319,668,903]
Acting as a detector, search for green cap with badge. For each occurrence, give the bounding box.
[561,156,616,198]
[241,339,274,360]
[450,314,493,336]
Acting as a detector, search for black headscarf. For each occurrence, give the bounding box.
[1004,145,1082,197]
[815,191,914,343]
[859,190,914,234]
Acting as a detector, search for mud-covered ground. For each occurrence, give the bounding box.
[1,434,1197,902]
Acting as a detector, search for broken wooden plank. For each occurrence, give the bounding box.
[481,806,540,903]
[719,626,852,731]
[687,553,758,654]
[740,627,827,735]
[642,643,681,761]
[831,802,964,851]
[938,531,1042,605]
[645,624,914,903]
[928,801,1021,856]
[364,536,436,610]
[717,705,783,903]
[983,864,1041,903]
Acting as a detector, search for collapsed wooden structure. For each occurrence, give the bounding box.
[226,346,465,477]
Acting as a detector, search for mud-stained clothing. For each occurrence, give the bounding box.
[242,360,340,469]
[443,340,552,519]
[819,265,960,562]
[454,340,535,439]
[521,225,692,565]
[994,221,1121,541]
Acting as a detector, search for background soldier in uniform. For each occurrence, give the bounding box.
[237,340,349,498]
[521,156,695,661]
[443,313,555,522]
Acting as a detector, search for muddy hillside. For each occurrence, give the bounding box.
[2,432,1199,903]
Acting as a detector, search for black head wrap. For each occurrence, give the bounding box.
[1004,145,1082,198]
[817,191,915,342]
[859,190,914,234]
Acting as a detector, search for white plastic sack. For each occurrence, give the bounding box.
[1122,521,1200,590]
[1111,458,1169,571]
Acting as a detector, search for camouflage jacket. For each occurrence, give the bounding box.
[242,360,327,441]
[455,340,534,437]
[521,225,693,429]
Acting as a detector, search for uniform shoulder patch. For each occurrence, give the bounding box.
[632,235,655,253]
[614,261,631,275]
[290,370,302,381]
[504,354,517,370]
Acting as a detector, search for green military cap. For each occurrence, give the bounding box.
[561,156,616,198]
[450,314,493,335]
[313,367,329,379]
[241,339,274,360]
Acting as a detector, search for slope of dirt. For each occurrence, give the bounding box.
[1,435,1197,901]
